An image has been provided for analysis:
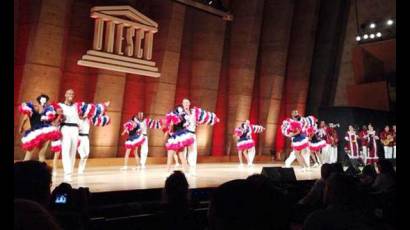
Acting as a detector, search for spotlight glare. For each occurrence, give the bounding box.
[363,34,369,39]
[387,19,394,25]
[370,34,375,39]
[369,23,376,29]
[208,0,213,5]
[356,36,361,41]
[376,32,382,37]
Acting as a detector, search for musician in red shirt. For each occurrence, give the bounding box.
[326,123,339,163]
[392,125,396,159]
[358,125,369,163]
[380,125,394,159]
[366,124,379,165]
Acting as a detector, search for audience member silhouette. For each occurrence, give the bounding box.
[303,174,372,230]
[372,159,396,193]
[209,175,288,230]
[14,199,62,230]
[14,161,52,207]
[332,162,344,175]
[157,170,200,230]
[299,163,332,207]
[360,165,377,190]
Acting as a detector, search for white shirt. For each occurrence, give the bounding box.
[79,119,90,134]
[59,103,80,125]
[137,119,148,135]
[186,109,197,132]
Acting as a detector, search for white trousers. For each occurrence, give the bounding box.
[302,149,311,167]
[187,135,197,167]
[329,146,338,163]
[78,136,90,159]
[362,146,368,163]
[285,149,309,167]
[321,145,331,164]
[393,146,396,159]
[140,136,148,166]
[247,147,256,165]
[61,126,79,175]
[78,135,90,173]
[384,146,393,159]
[285,151,296,167]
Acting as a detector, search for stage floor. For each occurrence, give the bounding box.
[51,163,321,193]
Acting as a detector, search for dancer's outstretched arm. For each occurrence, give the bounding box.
[251,124,265,134]
[146,118,163,129]
[193,107,220,125]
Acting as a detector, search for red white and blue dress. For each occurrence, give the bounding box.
[123,120,145,150]
[303,116,327,152]
[234,123,264,151]
[164,106,195,151]
[281,117,310,151]
[306,125,327,152]
[18,102,61,151]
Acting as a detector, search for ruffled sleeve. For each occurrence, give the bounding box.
[251,125,265,134]
[281,119,291,137]
[123,121,135,134]
[40,104,58,122]
[165,112,181,126]
[234,127,243,137]
[77,102,107,119]
[305,115,317,127]
[147,118,162,129]
[306,126,316,137]
[92,115,111,126]
[18,102,34,116]
[193,107,219,125]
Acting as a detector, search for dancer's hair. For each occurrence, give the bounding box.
[36,94,50,104]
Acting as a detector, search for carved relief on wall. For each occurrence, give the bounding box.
[77,5,160,77]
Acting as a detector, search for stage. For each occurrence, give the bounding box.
[50,161,321,193]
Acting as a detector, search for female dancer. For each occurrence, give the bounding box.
[282,110,310,170]
[18,94,61,161]
[121,115,146,170]
[306,121,327,167]
[234,120,264,166]
[163,106,195,172]
[131,112,162,169]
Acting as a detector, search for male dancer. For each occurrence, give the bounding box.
[77,114,110,174]
[181,98,219,167]
[58,89,109,180]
